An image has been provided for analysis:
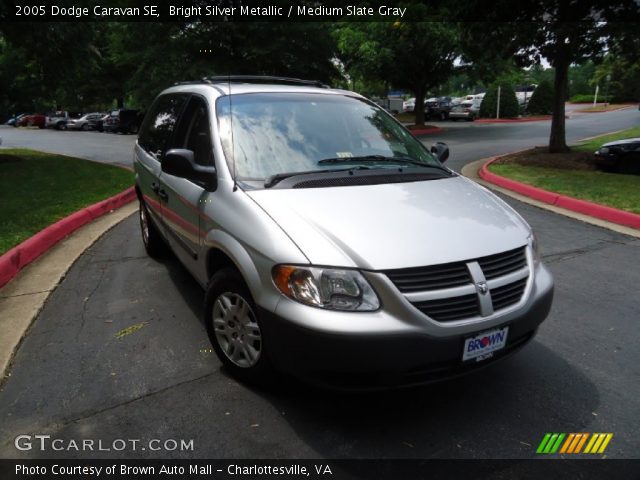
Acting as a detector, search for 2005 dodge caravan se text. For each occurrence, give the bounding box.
[133,76,554,388]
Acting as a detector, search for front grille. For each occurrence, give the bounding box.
[413,294,479,322]
[383,246,529,322]
[385,262,470,293]
[491,278,527,311]
[477,247,527,279]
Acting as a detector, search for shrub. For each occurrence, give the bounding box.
[479,83,519,118]
[526,80,554,115]
[569,93,613,103]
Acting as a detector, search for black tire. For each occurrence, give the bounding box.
[139,200,167,257]
[57,122,67,131]
[81,124,89,131]
[204,268,276,385]
[129,123,139,134]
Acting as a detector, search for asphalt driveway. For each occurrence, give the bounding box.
[0,108,639,461]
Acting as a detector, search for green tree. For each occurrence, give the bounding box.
[479,84,519,118]
[335,11,459,125]
[458,0,639,152]
[527,80,554,115]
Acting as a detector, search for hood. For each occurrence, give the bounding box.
[246,176,531,270]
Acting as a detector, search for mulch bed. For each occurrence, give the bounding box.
[492,147,597,171]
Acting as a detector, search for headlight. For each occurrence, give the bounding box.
[597,147,609,154]
[272,265,380,311]
[528,232,541,266]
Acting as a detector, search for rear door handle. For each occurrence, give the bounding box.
[151,182,160,194]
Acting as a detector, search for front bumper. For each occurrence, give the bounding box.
[260,264,553,389]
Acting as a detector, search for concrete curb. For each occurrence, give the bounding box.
[478,154,640,230]
[0,203,138,383]
[0,187,136,288]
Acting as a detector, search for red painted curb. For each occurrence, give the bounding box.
[476,116,557,124]
[408,127,443,135]
[0,186,136,289]
[479,156,640,230]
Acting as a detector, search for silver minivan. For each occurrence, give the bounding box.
[133,76,553,388]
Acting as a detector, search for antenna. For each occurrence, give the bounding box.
[228,73,238,192]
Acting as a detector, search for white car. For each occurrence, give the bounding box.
[403,98,416,112]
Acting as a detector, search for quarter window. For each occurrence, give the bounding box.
[172,96,214,167]
[138,94,189,157]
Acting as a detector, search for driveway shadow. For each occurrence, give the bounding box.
[252,340,600,460]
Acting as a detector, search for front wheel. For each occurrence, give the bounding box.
[205,268,276,385]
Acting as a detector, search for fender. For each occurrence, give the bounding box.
[204,230,281,312]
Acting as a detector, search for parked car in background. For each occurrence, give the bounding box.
[103,109,143,134]
[17,113,46,128]
[403,98,416,113]
[595,138,640,175]
[515,85,537,107]
[425,96,458,120]
[94,113,110,132]
[45,111,71,130]
[6,113,28,127]
[66,112,105,131]
[449,98,483,121]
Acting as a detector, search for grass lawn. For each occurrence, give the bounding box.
[489,164,640,214]
[488,126,640,215]
[575,104,635,113]
[0,149,133,255]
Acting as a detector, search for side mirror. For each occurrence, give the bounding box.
[162,148,217,191]
[431,142,449,163]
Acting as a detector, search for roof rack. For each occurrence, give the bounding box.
[175,75,329,88]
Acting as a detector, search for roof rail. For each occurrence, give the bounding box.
[175,76,329,88]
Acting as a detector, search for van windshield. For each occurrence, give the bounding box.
[216,93,441,181]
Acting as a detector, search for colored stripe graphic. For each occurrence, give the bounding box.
[538,433,613,454]
[536,433,552,454]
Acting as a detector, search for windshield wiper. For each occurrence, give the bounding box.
[264,166,370,189]
[317,155,452,174]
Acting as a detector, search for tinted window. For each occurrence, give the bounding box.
[173,96,214,167]
[138,94,188,156]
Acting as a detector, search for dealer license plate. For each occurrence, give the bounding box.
[462,326,509,362]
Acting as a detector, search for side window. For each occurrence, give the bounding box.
[173,96,214,167]
[138,94,188,157]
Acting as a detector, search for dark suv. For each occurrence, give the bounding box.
[425,97,457,121]
[103,109,143,134]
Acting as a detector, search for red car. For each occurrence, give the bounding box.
[17,113,46,129]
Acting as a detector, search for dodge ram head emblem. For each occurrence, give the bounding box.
[476,281,489,295]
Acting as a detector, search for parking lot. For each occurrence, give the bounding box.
[1,108,639,460]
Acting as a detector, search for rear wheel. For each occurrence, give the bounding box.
[139,200,166,257]
[57,122,67,131]
[81,124,89,131]
[205,268,276,385]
